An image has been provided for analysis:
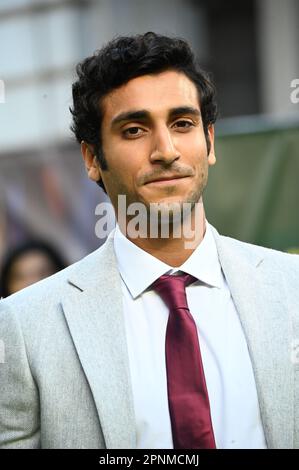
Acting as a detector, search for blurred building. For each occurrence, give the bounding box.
[0,0,299,263]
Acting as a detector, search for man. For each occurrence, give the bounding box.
[0,32,298,449]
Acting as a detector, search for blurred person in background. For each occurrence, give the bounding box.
[0,32,298,450]
[0,240,66,298]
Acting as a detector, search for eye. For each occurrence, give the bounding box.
[122,126,145,138]
[173,120,194,131]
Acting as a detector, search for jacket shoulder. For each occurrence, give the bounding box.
[219,233,299,273]
[0,240,111,322]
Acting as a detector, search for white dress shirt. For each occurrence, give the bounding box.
[113,220,267,449]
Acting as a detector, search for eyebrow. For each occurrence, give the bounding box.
[111,106,201,127]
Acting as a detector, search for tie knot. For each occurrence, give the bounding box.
[151,273,196,311]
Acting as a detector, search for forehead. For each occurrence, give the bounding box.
[101,70,200,121]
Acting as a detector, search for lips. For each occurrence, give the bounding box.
[145,174,189,184]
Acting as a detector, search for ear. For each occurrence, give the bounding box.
[207,125,216,166]
[81,141,102,182]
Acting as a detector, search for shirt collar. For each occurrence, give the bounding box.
[113,220,223,299]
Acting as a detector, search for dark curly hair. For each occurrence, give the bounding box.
[70,32,218,192]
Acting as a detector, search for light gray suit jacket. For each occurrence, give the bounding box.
[0,225,299,449]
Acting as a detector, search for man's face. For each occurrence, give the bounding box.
[86,70,216,214]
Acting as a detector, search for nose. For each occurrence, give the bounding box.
[149,125,180,165]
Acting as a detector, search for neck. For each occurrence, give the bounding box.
[119,202,206,267]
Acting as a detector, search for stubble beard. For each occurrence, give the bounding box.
[114,169,208,240]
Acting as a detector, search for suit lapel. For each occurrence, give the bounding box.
[61,235,136,449]
[211,226,294,448]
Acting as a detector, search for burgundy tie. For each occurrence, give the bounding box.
[152,273,216,449]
